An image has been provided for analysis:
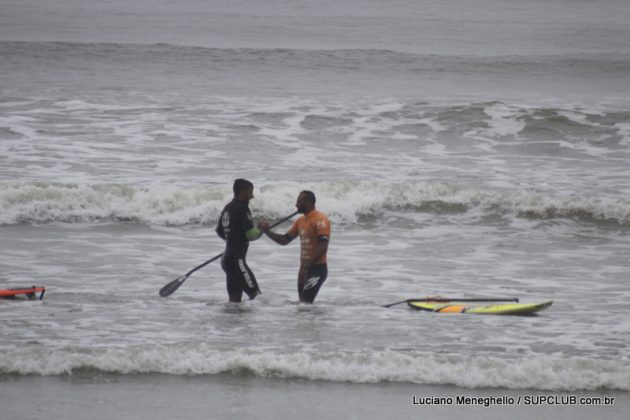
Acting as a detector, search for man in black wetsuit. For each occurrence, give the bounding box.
[216,179,263,302]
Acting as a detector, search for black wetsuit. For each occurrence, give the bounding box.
[216,199,260,302]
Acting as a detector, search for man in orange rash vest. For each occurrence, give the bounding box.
[258,190,330,303]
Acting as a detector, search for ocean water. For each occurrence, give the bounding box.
[1,0,630,417]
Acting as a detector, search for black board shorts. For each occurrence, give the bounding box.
[221,256,260,302]
[299,264,328,303]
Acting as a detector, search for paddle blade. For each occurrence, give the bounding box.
[159,275,188,297]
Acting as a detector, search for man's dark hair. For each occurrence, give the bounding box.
[300,190,316,205]
[233,179,253,196]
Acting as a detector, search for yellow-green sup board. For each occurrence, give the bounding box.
[407,300,553,315]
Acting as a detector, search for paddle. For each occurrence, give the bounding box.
[159,211,299,297]
[382,296,519,308]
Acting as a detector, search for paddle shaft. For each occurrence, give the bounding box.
[383,297,519,308]
[184,253,222,278]
[184,211,299,277]
[159,211,299,297]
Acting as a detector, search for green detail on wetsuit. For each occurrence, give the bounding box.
[245,227,262,241]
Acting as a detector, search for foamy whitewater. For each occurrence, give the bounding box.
[2,0,630,401]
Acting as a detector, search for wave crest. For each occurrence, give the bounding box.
[1,181,628,226]
[2,346,628,391]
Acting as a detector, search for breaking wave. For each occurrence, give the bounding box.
[1,181,629,226]
[1,346,628,391]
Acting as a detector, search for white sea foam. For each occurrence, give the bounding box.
[0,182,229,225]
[1,346,628,391]
[617,122,630,146]
[482,102,527,137]
[1,181,629,226]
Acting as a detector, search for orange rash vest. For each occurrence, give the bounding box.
[287,210,331,265]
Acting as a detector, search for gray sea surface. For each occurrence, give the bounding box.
[1,1,629,418]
